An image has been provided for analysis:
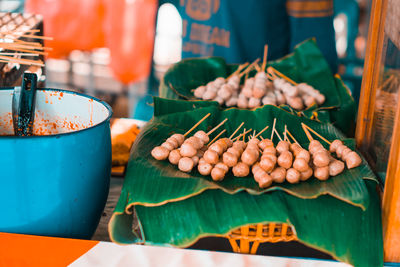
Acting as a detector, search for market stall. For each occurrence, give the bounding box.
[108,40,381,266]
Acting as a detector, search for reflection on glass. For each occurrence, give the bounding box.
[368,36,400,182]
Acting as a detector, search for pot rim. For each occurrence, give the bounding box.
[0,87,113,139]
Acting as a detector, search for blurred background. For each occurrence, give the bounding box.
[0,0,371,119]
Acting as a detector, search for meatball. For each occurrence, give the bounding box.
[276,141,290,154]
[171,134,185,146]
[256,173,273,188]
[194,86,206,98]
[286,168,300,184]
[211,167,226,181]
[204,150,219,164]
[293,158,309,172]
[277,150,293,169]
[259,139,274,150]
[180,143,198,157]
[270,167,286,183]
[194,130,209,144]
[313,151,330,167]
[161,141,175,151]
[329,160,345,176]
[168,149,181,165]
[223,152,238,167]
[233,162,250,177]
[345,152,362,169]
[329,139,343,153]
[241,149,259,166]
[260,157,275,173]
[198,162,213,176]
[151,146,169,160]
[178,157,194,173]
[314,166,330,181]
[300,168,313,181]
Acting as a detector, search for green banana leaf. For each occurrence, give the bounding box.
[159,39,356,135]
[329,75,357,135]
[109,180,383,267]
[122,97,377,209]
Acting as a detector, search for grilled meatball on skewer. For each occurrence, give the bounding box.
[152,113,211,160]
[329,139,362,169]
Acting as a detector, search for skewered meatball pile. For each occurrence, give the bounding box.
[151,125,363,189]
[192,67,325,111]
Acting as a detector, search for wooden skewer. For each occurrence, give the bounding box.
[301,124,314,142]
[229,122,244,139]
[266,73,275,80]
[1,29,41,35]
[0,42,48,51]
[18,34,53,40]
[267,70,278,80]
[14,39,43,47]
[232,128,252,142]
[239,60,258,75]
[274,128,283,141]
[0,42,50,51]
[208,129,226,147]
[207,118,228,136]
[25,29,41,33]
[10,29,41,33]
[270,118,276,140]
[262,44,268,72]
[285,127,300,145]
[0,42,52,50]
[284,125,288,142]
[0,59,40,66]
[227,62,249,80]
[254,64,261,72]
[301,123,332,145]
[184,113,211,137]
[285,127,292,145]
[239,58,260,78]
[0,54,43,63]
[0,55,44,66]
[268,67,297,86]
[254,125,269,139]
[0,45,48,56]
[243,128,246,142]
[41,46,53,51]
[0,31,53,40]
[0,52,39,57]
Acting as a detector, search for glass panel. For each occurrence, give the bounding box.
[368,30,400,182]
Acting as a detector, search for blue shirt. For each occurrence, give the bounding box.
[134,0,337,120]
[162,0,337,70]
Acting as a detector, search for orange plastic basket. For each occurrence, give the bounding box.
[227,223,297,254]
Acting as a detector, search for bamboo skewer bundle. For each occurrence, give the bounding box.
[0,17,52,67]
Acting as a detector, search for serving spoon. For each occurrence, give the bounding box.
[12,72,38,136]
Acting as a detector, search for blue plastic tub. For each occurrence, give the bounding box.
[0,88,112,239]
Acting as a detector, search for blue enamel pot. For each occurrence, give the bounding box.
[0,88,112,239]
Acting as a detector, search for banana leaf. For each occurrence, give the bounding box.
[329,75,357,135]
[109,180,383,267]
[122,97,377,209]
[159,39,356,135]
